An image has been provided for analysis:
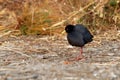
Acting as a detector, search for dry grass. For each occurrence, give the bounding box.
[0,1,120,79]
[0,0,120,35]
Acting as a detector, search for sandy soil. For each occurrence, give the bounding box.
[0,31,120,80]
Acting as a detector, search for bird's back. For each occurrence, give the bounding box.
[75,24,93,44]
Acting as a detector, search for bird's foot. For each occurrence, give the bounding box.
[63,56,86,64]
[68,56,86,61]
[75,57,83,61]
[75,57,86,61]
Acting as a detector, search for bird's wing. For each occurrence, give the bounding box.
[67,32,85,47]
[75,24,93,43]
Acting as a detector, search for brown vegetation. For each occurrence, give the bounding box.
[0,1,120,79]
[0,0,120,35]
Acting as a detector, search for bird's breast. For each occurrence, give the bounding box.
[67,33,85,47]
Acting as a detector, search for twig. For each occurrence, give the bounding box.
[2,47,32,58]
[0,30,20,38]
[0,31,12,38]
[12,49,32,58]
[45,1,95,30]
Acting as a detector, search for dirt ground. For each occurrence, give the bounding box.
[0,30,120,80]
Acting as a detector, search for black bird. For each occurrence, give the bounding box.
[65,24,93,60]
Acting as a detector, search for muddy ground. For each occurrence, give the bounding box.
[0,30,120,80]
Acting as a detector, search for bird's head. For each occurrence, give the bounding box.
[65,24,75,33]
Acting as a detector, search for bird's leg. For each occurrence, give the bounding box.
[68,47,84,61]
[75,47,83,60]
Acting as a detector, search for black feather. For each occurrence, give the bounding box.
[65,24,93,47]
